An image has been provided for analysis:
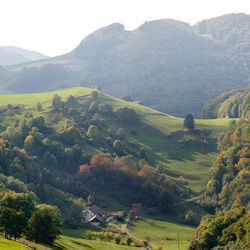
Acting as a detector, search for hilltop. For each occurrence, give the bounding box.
[1,13,249,117]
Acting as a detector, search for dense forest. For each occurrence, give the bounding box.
[196,13,250,52]
[202,85,250,118]
[1,13,249,117]
[189,117,250,249]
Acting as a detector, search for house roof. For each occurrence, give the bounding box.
[88,214,104,223]
[88,205,108,216]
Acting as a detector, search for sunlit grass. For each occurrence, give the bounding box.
[0,236,32,250]
[132,218,195,249]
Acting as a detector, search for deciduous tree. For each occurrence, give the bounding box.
[26,204,62,244]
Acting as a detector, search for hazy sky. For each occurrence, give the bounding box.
[0,0,249,56]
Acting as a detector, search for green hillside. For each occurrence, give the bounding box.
[0,87,91,106]
[0,236,31,250]
[0,87,231,193]
[2,14,249,117]
[132,218,195,249]
[202,85,250,119]
[0,229,140,250]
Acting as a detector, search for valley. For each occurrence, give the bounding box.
[0,10,249,250]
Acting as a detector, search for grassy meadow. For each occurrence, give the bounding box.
[131,218,195,249]
[0,236,32,250]
[0,223,195,250]
[0,228,145,250]
[0,87,91,107]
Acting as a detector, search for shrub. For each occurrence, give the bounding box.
[114,107,139,123]
[113,140,123,156]
[127,237,133,246]
[115,235,121,244]
[91,90,98,99]
[87,125,99,139]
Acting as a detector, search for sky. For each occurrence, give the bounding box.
[0,0,249,56]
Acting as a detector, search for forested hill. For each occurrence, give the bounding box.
[189,117,250,249]
[72,17,249,117]
[202,85,250,119]
[196,13,250,51]
[3,14,250,117]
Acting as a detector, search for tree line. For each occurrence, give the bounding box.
[0,191,61,244]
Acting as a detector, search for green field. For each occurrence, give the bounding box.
[0,87,91,107]
[0,236,31,250]
[0,229,144,250]
[54,228,142,250]
[0,223,195,250]
[0,87,233,192]
[9,228,146,250]
[132,218,195,249]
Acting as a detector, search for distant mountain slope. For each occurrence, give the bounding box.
[195,13,250,75]
[73,18,249,117]
[202,85,250,118]
[3,14,250,117]
[196,13,250,51]
[0,46,49,65]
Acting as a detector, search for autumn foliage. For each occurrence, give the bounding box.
[78,154,185,206]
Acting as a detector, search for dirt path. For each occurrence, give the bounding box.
[15,238,44,250]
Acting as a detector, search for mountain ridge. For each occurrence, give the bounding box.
[1,13,249,118]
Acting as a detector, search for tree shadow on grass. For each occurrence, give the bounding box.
[135,120,217,162]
